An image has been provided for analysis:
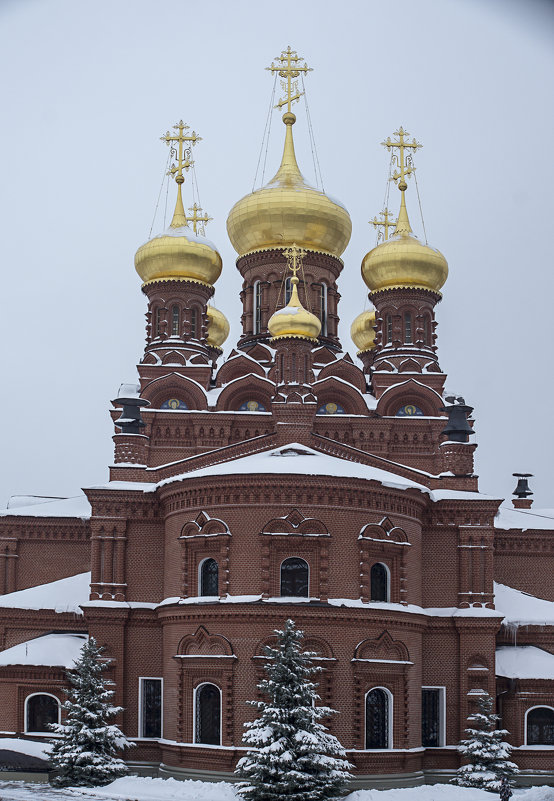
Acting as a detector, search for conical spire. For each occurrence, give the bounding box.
[267,112,304,188]
[393,182,413,237]
[170,180,188,228]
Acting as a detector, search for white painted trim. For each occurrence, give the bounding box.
[524,704,554,746]
[138,677,163,739]
[198,556,219,597]
[365,686,393,750]
[422,686,446,747]
[24,692,61,735]
[280,556,310,598]
[193,682,222,746]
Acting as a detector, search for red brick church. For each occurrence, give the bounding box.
[0,49,553,789]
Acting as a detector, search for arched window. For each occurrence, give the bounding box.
[280,557,309,597]
[386,314,393,344]
[199,558,219,597]
[317,283,328,336]
[155,308,163,338]
[253,281,262,335]
[171,305,180,336]
[365,687,392,749]
[190,307,199,339]
[423,315,431,346]
[25,693,60,734]
[194,683,221,745]
[404,313,413,344]
[370,563,389,602]
[285,277,292,305]
[526,706,554,745]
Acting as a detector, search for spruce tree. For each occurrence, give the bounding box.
[49,637,132,787]
[452,692,519,792]
[236,619,352,801]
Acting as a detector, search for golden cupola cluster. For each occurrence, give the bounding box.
[135,122,222,288]
[226,49,351,259]
[361,128,448,294]
[268,245,321,342]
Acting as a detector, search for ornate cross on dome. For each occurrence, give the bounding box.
[283,243,307,277]
[370,208,397,241]
[161,121,202,185]
[381,127,422,191]
[186,203,212,235]
[266,47,312,114]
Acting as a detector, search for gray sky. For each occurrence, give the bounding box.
[1,0,553,509]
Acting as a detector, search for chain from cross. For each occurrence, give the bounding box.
[370,208,397,241]
[266,46,312,113]
[283,243,307,277]
[186,203,212,235]
[381,126,422,189]
[161,121,202,185]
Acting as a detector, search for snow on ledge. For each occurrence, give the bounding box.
[0,494,91,519]
[0,633,87,668]
[0,571,91,614]
[496,645,554,680]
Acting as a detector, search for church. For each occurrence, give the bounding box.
[0,48,552,789]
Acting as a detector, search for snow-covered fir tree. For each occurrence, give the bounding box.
[452,692,519,792]
[49,637,132,787]
[235,618,352,801]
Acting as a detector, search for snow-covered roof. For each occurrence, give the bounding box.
[0,633,87,668]
[494,505,554,531]
[496,645,554,680]
[0,571,90,614]
[494,582,554,628]
[0,494,91,520]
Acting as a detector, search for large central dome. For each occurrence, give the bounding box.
[227,112,351,258]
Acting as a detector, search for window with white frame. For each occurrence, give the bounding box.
[199,558,219,596]
[526,706,554,746]
[139,677,162,738]
[253,281,262,334]
[422,686,446,747]
[194,683,221,745]
[280,557,309,597]
[370,562,389,602]
[25,693,60,734]
[365,687,392,749]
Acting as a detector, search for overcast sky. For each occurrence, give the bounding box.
[0,0,553,509]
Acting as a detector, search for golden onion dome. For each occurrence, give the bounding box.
[227,112,351,258]
[206,305,230,349]
[361,190,448,293]
[350,309,376,353]
[135,184,222,287]
[268,275,321,341]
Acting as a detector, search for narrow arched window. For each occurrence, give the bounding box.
[199,558,219,597]
[280,557,309,597]
[317,283,328,336]
[527,707,554,745]
[423,315,431,346]
[190,307,199,339]
[25,693,60,733]
[370,563,389,602]
[366,688,391,749]
[404,313,413,344]
[195,683,221,745]
[155,308,163,338]
[171,305,180,336]
[285,277,292,305]
[386,314,393,344]
[253,281,262,335]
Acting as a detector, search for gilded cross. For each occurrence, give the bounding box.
[381,126,422,189]
[283,243,307,277]
[370,208,398,241]
[266,47,312,113]
[161,121,202,185]
[186,203,212,235]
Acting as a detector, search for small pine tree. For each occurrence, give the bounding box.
[452,692,519,793]
[235,619,352,801]
[49,637,132,787]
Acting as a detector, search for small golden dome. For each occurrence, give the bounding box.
[351,309,376,353]
[268,276,321,341]
[135,185,222,287]
[227,113,351,258]
[361,191,448,293]
[206,305,230,349]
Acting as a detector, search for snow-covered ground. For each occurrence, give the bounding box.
[0,778,552,801]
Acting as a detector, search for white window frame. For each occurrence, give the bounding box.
[24,692,61,736]
[365,686,393,750]
[198,557,219,597]
[422,685,446,747]
[318,282,328,336]
[370,561,391,602]
[253,280,262,335]
[280,556,310,598]
[524,704,554,747]
[138,677,163,739]
[193,682,222,745]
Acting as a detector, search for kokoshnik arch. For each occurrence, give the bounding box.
[0,47,553,789]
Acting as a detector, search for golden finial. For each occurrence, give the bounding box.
[266,46,312,118]
[370,208,398,242]
[186,203,212,236]
[161,121,202,227]
[282,243,307,279]
[381,126,422,236]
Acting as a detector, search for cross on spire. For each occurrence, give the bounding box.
[370,207,398,241]
[161,120,202,185]
[186,203,212,235]
[381,126,422,191]
[266,47,312,114]
[283,243,307,278]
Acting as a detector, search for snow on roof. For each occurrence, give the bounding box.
[0,494,91,520]
[494,582,554,628]
[0,633,87,668]
[496,645,554,680]
[0,571,91,614]
[494,505,554,531]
